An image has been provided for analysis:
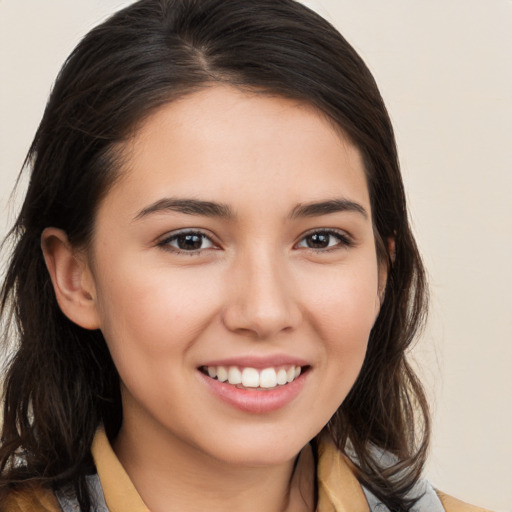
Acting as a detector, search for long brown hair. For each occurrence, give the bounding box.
[0,1,429,510]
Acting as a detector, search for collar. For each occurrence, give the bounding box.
[316,437,370,512]
[91,429,149,512]
[91,429,369,512]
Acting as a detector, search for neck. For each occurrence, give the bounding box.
[113,415,315,512]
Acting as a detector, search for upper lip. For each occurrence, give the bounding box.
[199,355,310,369]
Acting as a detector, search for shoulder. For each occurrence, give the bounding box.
[317,436,494,512]
[363,481,495,512]
[436,490,495,512]
[0,485,61,512]
[362,477,445,511]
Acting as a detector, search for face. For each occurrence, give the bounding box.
[83,86,384,467]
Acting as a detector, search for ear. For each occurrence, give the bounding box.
[387,236,396,264]
[41,227,101,330]
[374,236,395,318]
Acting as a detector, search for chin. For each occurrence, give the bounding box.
[196,426,319,468]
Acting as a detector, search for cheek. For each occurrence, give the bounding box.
[302,260,379,389]
[306,261,380,337]
[93,259,222,362]
[298,268,377,435]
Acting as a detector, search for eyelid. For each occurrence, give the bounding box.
[294,228,354,250]
[157,228,219,253]
[155,227,353,254]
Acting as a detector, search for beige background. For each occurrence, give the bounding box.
[1,1,511,510]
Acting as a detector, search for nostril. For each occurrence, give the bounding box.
[221,300,302,339]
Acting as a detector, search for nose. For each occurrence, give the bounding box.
[221,251,302,339]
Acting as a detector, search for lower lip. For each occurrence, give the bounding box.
[198,370,307,414]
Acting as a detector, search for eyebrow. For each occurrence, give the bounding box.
[290,199,368,220]
[133,198,234,221]
[133,197,368,222]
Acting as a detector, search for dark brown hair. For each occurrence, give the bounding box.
[0,1,429,510]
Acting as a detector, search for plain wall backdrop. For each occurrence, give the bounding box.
[1,1,511,510]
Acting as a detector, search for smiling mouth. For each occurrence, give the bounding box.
[199,365,308,390]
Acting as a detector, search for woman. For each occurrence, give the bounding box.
[0,1,491,511]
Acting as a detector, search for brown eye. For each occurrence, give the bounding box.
[296,230,351,250]
[305,233,331,248]
[176,234,204,250]
[160,231,214,252]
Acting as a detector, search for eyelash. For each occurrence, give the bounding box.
[158,230,216,255]
[296,229,353,252]
[157,228,353,255]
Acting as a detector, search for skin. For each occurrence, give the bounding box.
[43,85,386,512]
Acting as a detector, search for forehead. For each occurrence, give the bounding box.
[102,85,370,219]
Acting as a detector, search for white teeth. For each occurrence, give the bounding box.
[276,368,288,385]
[260,368,277,388]
[241,368,260,388]
[217,366,228,382]
[228,366,242,385]
[205,364,304,388]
